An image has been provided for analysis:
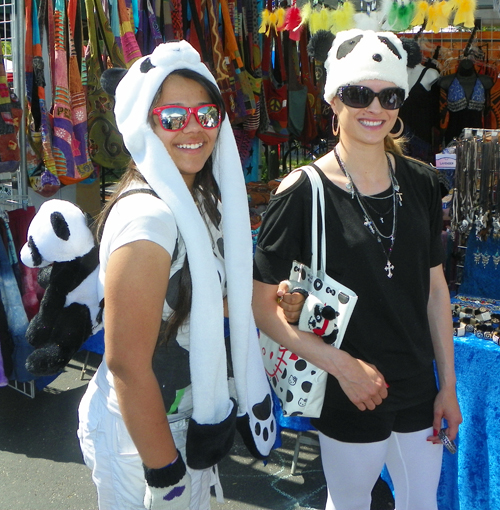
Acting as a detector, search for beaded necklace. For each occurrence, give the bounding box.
[333,145,403,278]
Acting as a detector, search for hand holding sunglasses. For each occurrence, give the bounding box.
[337,85,405,110]
[152,104,221,131]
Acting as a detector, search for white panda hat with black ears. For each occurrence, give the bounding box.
[104,40,275,465]
[323,29,409,104]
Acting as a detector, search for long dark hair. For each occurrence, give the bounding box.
[95,69,226,344]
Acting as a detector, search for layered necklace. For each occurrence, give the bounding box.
[333,145,403,278]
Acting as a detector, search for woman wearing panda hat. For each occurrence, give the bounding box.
[254,29,462,510]
[77,40,279,510]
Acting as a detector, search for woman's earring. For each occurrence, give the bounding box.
[390,117,404,138]
[332,114,340,137]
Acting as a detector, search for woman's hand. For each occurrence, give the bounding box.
[277,280,305,324]
[427,386,462,444]
[332,350,389,411]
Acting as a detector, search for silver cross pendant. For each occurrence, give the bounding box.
[385,260,394,278]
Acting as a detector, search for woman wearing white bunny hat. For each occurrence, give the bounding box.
[253,29,462,510]
[77,40,277,510]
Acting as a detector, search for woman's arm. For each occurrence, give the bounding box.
[253,280,388,411]
[105,240,177,469]
[427,264,462,442]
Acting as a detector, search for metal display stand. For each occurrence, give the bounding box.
[2,0,34,398]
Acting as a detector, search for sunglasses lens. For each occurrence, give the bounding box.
[339,86,405,110]
[159,107,189,130]
[196,105,220,128]
[341,87,374,108]
[379,88,405,110]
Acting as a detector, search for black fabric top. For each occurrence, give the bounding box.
[399,68,440,144]
[254,154,444,416]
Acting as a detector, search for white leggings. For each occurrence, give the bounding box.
[319,427,443,510]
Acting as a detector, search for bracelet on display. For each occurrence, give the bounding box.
[460,317,476,333]
[475,323,496,339]
[493,331,500,345]
[438,429,457,454]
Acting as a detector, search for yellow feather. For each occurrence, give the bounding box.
[337,1,356,32]
[425,3,439,32]
[309,8,322,34]
[411,0,429,26]
[330,9,340,33]
[259,9,270,34]
[435,1,451,30]
[317,6,331,31]
[442,0,455,17]
[300,2,312,23]
[454,0,476,27]
[275,7,286,30]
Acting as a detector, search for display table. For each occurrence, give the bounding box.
[437,334,500,510]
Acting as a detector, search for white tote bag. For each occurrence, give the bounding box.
[260,166,358,418]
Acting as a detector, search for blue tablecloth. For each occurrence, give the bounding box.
[278,334,500,509]
[437,334,500,510]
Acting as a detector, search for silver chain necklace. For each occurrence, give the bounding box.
[333,145,403,278]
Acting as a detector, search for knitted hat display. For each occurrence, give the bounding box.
[323,29,409,104]
[110,41,275,468]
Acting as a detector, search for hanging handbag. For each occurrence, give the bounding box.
[117,0,142,67]
[26,0,61,197]
[52,0,94,185]
[85,0,131,170]
[298,29,319,144]
[257,26,289,145]
[286,32,308,139]
[259,166,358,418]
[0,42,21,172]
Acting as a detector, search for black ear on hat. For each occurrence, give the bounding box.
[401,38,422,68]
[100,67,128,96]
[307,30,335,63]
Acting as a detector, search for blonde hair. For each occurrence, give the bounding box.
[384,135,406,156]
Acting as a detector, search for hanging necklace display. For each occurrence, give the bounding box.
[475,136,493,240]
[492,137,500,239]
[333,145,402,278]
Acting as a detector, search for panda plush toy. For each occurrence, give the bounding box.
[20,199,103,377]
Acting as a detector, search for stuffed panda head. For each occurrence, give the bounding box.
[20,199,95,268]
[323,29,409,104]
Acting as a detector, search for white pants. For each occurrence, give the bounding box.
[77,379,223,510]
[319,427,443,510]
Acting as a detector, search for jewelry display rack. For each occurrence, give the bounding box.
[450,128,500,291]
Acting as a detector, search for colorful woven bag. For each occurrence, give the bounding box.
[85,0,131,169]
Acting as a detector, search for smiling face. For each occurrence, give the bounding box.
[332,79,399,148]
[151,73,219,189]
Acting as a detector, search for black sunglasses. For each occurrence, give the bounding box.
[337,86,405,110]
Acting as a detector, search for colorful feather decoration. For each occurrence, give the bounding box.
[393,2,416,32]
[309,5,332,34]
[453,0,477,27]
[425,2,439,32]
[335,1,356,32]
[410,0,429,26]
[258,8,271,35]
[275,6,287,31]
[284,4,303,41]
[433,0,452,31]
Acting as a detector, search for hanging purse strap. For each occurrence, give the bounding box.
[87,0,127,70]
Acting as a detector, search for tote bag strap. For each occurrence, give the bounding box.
[300,166,327,278]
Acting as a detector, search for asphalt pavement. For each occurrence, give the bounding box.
[0,350,394,510]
